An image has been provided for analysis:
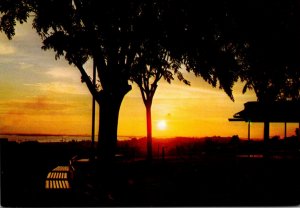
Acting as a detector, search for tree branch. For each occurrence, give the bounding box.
[138,83,147,105]
[75,62,101,103]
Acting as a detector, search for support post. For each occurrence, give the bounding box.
[263,121,270,157]
[264,121,270,142]
[91,59,96,153]
[248,121,251,142]
[298,122,300,142]
[284,122,287,139]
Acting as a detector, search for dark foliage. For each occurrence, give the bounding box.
[1,0,299,158]
[226,0,300,101]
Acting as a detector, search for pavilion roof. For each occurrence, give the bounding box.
[229,101,300,123]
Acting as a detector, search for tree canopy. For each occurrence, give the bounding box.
[0,0,244,100]
[226,0,300,101]
[1,0,300,159]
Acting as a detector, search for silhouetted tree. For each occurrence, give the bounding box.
[4,0,299,160]
[1,0,144,160]
[1,0,241,160]
[131,46,169,161]
[126,2,192,160]
[35,0,145,160]
[162,0,244,101]
[217,1,300,146]
[165,0,300,102]
[131,41,189,161]
[129,1,240,160]
[226,0,300,102]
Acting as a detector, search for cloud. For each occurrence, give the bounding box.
[45,66,81,81]
[0,94,91,134]
[0,96,76,115]
[23,97,72,111]
[154,82,225,100]
[0,43,16,55]
[24,81,89,95]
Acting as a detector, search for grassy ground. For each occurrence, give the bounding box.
[1,138,300,207]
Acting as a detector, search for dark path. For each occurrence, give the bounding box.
[1,140,300,207]
[46,156,300,207]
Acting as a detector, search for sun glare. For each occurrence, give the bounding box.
[157,120,167,130]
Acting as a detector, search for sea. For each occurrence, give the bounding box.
[0,134,135,143]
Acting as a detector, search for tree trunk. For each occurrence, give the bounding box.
[146,103,152,161]
[97,91,126,161]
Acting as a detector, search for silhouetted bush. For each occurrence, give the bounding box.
[271,136,280,142]
[230,135,240,144]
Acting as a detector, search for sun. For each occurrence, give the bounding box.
[157,120,167,130]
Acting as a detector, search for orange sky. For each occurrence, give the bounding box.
[0,20,298,140]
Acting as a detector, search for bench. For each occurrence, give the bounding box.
[45,166,71,190]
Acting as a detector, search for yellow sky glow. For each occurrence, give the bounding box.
[0,21,298,140]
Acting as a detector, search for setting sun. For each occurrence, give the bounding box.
[157,120,167,130]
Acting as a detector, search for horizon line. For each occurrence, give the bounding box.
[0,132,267,140]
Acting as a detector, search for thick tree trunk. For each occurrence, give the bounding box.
[76,62,131,161]
[146,103,152,161]
[97,91,126,161]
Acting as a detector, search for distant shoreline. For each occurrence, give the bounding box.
[0,133,268,144]
[0,133,91,137]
